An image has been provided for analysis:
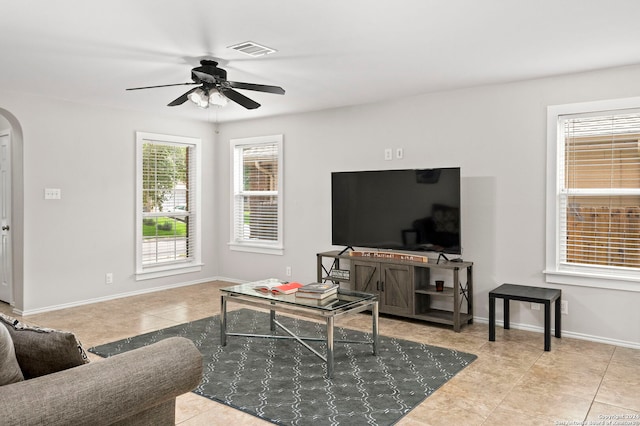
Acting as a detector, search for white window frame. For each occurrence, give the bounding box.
[545,97,640,292]
[135,132,202,280]
[229,134,284,255]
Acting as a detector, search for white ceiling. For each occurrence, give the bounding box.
[2,0,640,123]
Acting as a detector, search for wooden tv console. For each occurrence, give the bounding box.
[316,250,473,332]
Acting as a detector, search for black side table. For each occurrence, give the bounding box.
[489,283,562,351]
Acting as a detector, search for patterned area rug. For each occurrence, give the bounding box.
[89,309,476,426]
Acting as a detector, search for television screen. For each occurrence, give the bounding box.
[331,168,461,254]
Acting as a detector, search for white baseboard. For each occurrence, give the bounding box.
[214,276,245,285]
[14,276,221,316]
[14,282,639,350]
[474,316,640,350]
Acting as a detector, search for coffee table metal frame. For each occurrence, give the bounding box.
[220,282,379,378]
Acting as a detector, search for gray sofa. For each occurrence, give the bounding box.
[0,318,203,426]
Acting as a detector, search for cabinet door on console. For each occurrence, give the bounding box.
[353,261,380,294]
[353,260,413,316]
[380,264,413,316]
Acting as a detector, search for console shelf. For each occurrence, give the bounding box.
[317,250,473,332]
[415,286,455,296]
[413,309,474,326]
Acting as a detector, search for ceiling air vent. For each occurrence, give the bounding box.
[228,41,277,57]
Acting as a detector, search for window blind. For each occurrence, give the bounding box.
[141,141,196,266]
[560,112,640,269]
[233,142,280,243]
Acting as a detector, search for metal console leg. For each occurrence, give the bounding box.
[220,295,227,346]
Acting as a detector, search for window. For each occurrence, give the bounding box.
[230,135,283,255]
[136,132,201,279]
[546,98,640,291]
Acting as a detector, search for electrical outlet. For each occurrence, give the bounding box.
[384,148,393,161]
[105,273,113,284]
[285,266,292,276]
[561,300,568,315]
[531,303,540,311]
[44,188,61,200]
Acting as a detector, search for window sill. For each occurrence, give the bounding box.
[136,262,203,281]
[228,242,284,256]
[544,268,640,292]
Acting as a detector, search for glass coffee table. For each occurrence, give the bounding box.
[220,280,379,378]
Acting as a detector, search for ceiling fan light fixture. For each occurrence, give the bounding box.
[127,59,285,110]
[208,89,228,107]
[188,88,209,108]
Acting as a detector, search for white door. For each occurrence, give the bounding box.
[0,131,11,303]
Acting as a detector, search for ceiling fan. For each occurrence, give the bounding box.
[126,60,285,110]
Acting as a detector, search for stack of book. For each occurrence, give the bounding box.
[295,282,339,301]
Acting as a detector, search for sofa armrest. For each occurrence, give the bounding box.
[0,337,202,426]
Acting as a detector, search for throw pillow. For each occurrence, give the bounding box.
[0,323,24,385]
[0,313,89,379]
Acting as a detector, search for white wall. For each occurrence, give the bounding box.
[0,92,217,313]
[1,62,638,347]
[216,64,640,347]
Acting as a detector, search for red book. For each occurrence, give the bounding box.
[271,282,303,294]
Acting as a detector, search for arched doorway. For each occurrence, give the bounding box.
[0,108,24,312]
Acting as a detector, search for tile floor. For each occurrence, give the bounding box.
[2,280,639,425]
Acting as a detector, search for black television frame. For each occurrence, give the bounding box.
[331,167,461,255]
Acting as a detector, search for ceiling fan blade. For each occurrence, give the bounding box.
[168,87,200,106]
[227,81,285,95]
[220,88,261,109]
[126,82,198,91]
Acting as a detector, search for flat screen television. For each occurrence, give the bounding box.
[331,167,461,254]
